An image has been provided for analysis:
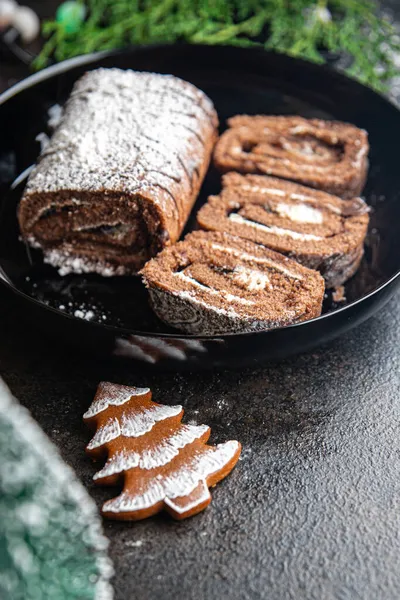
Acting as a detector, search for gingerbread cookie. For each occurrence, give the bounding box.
[83,382,241,520]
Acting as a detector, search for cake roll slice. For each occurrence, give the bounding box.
[213,115,369,198]
[141,231,324,335]
[197,173,369,288]
[18,68,218,276]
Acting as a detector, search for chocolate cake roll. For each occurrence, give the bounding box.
[197,173,369,288]
[213,115,369,198]
[18,68,218,275]
[141,231,324,335]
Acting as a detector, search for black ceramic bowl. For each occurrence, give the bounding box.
[0,45,399,370]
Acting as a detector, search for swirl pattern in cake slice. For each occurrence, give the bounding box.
[213,115,369,199]
[141,231,325,335]
[18,68,218,276]
[197,173,369,288]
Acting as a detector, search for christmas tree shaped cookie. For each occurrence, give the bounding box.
[84,382,241,520]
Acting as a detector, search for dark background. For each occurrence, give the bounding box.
[1,3,400,600]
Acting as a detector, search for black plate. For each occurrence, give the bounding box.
[1,45,399,370]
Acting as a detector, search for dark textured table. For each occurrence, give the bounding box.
[1,4,400,599]
[1,279,400,600]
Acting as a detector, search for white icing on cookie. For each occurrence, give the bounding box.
[88,418,121,449]
[94,424,210,479]
[95,448,141,478]
[164,479,211,515]
[102,440,240,515]
[229,213,322,241]
[83,382,151,418]
[276,202,323,224]
[87,404,182,449]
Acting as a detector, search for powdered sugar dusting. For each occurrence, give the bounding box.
[20,68,218,272]
[24,69,215,203]
[47,103,63,130]
[44,248,126,277]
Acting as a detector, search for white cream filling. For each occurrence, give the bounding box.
[290,193,311,201]
[276,202,323,224]
[176,290,242,320]
[210,243,303,280]
[289,194,343,216]
[232,266,271,291]
[229,213,322,241]
[237,184,286,196]
[175,271,254,305]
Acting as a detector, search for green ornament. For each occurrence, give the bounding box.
[56,1,86,34]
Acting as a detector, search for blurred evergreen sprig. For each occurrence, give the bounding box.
[35,0,400,92]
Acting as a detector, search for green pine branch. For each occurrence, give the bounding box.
[35,0,400,92]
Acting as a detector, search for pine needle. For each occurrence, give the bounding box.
[35,0,400,92]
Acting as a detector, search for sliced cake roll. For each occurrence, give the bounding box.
[197,173,369,288]
[141,231,325,335]
[18,68,218,276]
[213,115,369,198]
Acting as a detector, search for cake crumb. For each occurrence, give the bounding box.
[125,540,143,548]
[74,309,95,320]
[332,285,346,303]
